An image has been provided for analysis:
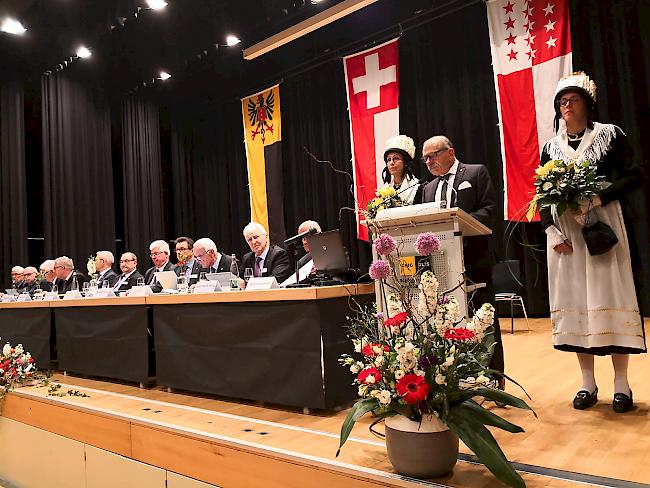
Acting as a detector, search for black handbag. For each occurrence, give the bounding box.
[582,220,618,256]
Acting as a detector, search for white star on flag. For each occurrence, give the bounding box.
[545,20,556,32]
[526,33,536,45]
[543,3,555,15]
[545,36,557,48]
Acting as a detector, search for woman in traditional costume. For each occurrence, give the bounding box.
[540,72,645,413]
[380,135,420,205]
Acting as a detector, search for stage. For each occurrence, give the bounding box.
[1,317,649,488]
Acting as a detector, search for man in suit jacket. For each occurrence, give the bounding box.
[10,266,24,290]
[174,236,203,286]
[113,252,145,293]
[241,222,291,284]
[192,238,234,283]
[420,135,504,376]
[38,260,55,292]
[53,256,89,294]
[21,267,39,294]
[94,251,119,288]
[144,240,176,293]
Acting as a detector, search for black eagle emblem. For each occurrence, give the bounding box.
[247,91,275,143]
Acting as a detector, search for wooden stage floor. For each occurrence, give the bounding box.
[2,317,649,488]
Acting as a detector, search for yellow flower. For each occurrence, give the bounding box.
[377,186,396,199]
[535,160,557,179]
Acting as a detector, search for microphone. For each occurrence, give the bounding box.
[283,227,318,247]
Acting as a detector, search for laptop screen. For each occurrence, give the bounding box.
[307,229,350,273]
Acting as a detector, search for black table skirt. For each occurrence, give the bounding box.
[0,308,52,369]
[153,297,363,409]
[55,305,149,383]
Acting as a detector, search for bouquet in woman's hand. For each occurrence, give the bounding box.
[366,186,404,220]
[527,159,605,221]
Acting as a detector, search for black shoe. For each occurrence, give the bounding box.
[573,388,598,410]
[613,391,633,413]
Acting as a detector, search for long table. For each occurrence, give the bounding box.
[0,284,374,409]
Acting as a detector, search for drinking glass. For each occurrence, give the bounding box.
[244,268,254,282]
[136,277,145,287]
[199,272,207,282]
[82,282,90,296]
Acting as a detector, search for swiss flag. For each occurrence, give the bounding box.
[487,0,572,220]
[344,39,399,240]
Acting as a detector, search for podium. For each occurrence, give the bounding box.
[366,203,491,317]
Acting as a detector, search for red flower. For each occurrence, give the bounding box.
[444,328,476,341]
[361,343,390,356]
[396,374,430,404]
[383,312,409,328]
[358,367,382,384]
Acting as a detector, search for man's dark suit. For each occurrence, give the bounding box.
[56,271,90,294]
[38,280,52,292]
[241,245,291,284]
[421,162,504,372]
[97,269,119,288]
[175,260,204,286]
[144,261,177,293]
[113,270,145,293]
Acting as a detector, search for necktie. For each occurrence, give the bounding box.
[254,256,262,277]
[439,174,451,208]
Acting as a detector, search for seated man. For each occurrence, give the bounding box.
[113,252,144,292]
[144,240,176,293]
[53,256,89,294]
[297,220,321,269]
[39,260,56,292]
[95,251,119,288]
[21,267,39,294]
[10,266,24,290]
[241,222,291,284]
[193,238,234,282]
[174,236,203,285]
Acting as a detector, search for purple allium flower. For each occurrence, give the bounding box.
[437,295,450,305]
[373,233,397,256]
[369,260,391,280]
[418,354,440,370]
[415,232,441,256]
[375,312,385,320]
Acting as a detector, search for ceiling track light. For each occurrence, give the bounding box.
[0,17,27,35]
[76,46,92,59]
[146,0,168,10]
[226,35,241,47]
[159,71,172,80]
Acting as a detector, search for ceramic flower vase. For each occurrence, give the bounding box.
[384,414,458,478]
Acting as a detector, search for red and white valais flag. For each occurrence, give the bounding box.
[487,0,572,220]
[344,39,399,240]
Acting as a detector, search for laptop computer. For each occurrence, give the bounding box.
[307,229,350,274]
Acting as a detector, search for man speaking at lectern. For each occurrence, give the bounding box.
[419,135,504,380]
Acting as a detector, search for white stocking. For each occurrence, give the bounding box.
[577,353,596,393]
[611,354,631,396]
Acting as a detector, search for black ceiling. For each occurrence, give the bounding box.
[0,0,444,102]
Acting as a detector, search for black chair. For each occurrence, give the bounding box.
[492,260,530,334]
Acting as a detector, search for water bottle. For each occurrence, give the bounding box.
[71,272,79,291]
[229,254,240,291]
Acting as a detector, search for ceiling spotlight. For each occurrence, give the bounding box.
[159,71,172,80]
[226,35,241,46]
[0,17,27,35]
[146,0,168,10]
[76,46,92,59]
[310,0,324,3]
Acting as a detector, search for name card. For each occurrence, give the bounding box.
[245,277,279,291]
[1,295,17,303]
[94,288,116,298]
[43,291,60,300]
[193,280,222,294]
[63,290,83,300]
[128,285,154,297]
[17,293,32,302]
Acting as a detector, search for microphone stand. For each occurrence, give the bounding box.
[283,228,317,288]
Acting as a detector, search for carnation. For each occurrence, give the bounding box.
[383,312,409,328]
[373,234,397,256]
[369,260,390,280]
[444,327,477,342]
[415,232,441,256]
[358,367,383,384]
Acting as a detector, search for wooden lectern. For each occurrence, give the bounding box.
[367,203,491,317]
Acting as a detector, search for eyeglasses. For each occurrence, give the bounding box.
[194,251,207,260]
[119,259,135,263]
[559,96,582,107]
[150,251,166,257]
[175,247,190,253]
[421,148,450,163]
[54,265,64,270]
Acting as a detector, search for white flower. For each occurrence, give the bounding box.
[366,375,376,384]
[394,370,405,380]
[372,345,383,356]
[2,343,11,356]
[358,384,370,397]
[377,390,392,405]
[387,293,403,317]
[443,355,454,368]
[14,344,24,355]
[374,356,385,367]
[350,363,362,374]
[87,256,97,276]
[476,374,491,385]
[542,181,553,191]
[435,373,447,385]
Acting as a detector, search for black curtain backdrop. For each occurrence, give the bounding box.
[168,102,251,259]
[0,79,29,285]
[41,72,115,270]
[281,64,372,269]
[570,0,650,314]
[121,95,165,268]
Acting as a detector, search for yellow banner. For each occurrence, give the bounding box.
[242,85,281,233]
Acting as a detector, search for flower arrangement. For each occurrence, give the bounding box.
[338,232,533,488]
[0,339,48,401]
[87,255,97,278]
[366,186,404,220]
[526,158,604,221]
